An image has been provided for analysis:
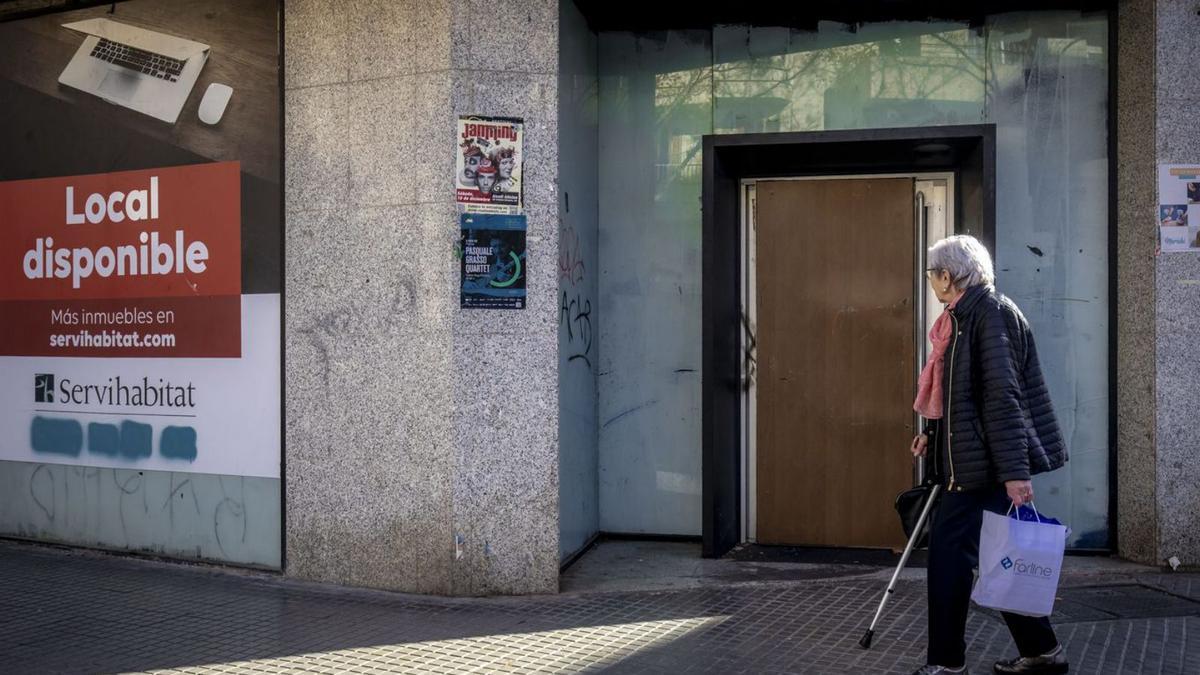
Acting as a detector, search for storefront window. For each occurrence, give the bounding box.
[597,31,710,534]
[985,12,1109,547]
[598,12,1110,546]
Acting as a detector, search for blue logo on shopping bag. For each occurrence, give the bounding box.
[1000,556,1014,570]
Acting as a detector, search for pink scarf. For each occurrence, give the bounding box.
[913,298,960,419]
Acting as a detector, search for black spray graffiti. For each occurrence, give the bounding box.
[560,291,593,369]
[741,311,757,391]
[17,464,258,561]
[558,224,593,369]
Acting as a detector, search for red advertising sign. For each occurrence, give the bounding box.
[0,162,241,357]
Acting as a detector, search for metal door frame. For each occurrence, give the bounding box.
[702,125,996,559]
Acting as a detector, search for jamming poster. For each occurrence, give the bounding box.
[456,115,523,215]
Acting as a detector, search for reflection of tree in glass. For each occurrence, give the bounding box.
[707,27,987,135]
[644,21,1107,206]
[647,26,996,194]
[653,66,712,190]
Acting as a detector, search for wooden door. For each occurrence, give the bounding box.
[755,178,916,548]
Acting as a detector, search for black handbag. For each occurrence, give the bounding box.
[894,484,937,547]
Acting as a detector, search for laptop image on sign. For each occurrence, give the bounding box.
[57,18,209,124]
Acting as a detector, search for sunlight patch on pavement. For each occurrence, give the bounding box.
[156,615,730,674]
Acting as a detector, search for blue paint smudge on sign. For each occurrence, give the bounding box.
[119,420,153,459]
[160,426,198,462]
[31,417,83,456]
[87,422,120,456]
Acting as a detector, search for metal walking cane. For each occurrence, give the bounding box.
[858,483,941,649]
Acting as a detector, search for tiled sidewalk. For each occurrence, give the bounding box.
[1,541,1197,674]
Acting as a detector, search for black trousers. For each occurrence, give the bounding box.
[927,485,1059,668]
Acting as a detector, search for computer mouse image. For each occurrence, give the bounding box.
[198,83,233,125]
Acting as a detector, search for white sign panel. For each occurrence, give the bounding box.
[0,294,281,478]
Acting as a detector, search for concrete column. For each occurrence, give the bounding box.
[446,2,561,595]
[1152,0,1200,567]
[1118,0,1200,567]
[1116,0,1159,564]
[284,0,559,595]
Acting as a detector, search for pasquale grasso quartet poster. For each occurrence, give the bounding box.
[460,213,527,309]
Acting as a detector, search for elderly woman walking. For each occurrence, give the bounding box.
[909,235,1069,675]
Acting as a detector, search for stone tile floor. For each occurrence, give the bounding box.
[1,540,1197,674]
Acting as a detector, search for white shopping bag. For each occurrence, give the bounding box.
[970,505,1068,617]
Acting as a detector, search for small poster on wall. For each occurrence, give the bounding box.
[457,115,523,215]
[1158,164,1200,252]
[460,213,527,309]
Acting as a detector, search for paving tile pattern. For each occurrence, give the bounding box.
[0,542,1197,674]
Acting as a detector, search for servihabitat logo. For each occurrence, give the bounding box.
[34,373,55,403]
[31,373,196,409]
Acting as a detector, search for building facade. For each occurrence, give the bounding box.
[0,0,1195,596]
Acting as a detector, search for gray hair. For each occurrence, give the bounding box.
[927,235,995,290]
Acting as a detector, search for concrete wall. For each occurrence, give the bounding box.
[557,0,600,562]
[284,0,560,595]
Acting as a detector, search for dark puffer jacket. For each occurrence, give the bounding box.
[933,284,1067,491]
